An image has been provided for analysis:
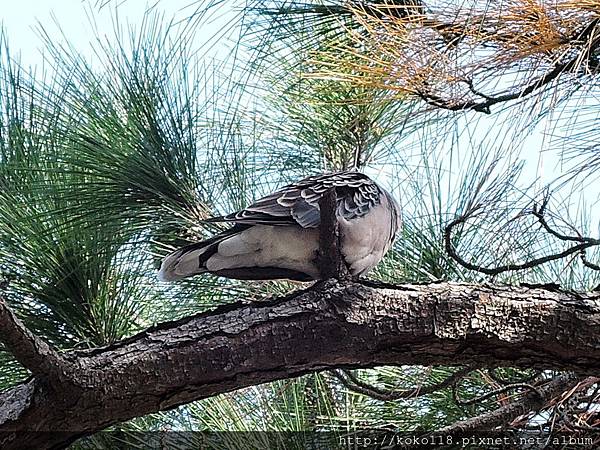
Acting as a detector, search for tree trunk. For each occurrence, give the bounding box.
[1,280,600,449]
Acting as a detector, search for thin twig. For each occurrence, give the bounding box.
[581,251,600,271]
[453,381,544,406]
[554,377,600,432]
[531,199,599,245]
[331,366,474,401]
[487,368,542,386]
[416,19,600,114]
[318,188,351,280]
[430,374,580,437]
[444,213,598,275]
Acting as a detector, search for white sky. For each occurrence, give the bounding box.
[3,1,136,65]
[0,0,230,68]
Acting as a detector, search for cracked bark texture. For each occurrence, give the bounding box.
[2,281,600,449]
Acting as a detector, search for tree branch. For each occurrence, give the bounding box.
[318,188,351,280]
[487,368,541,385]
[416,19,600,114]
[0,297,77,384]
[432,374,579,438]
[444,212,600,275]
[531,199,600,245]
[453,380,543,407]
[2,281,600,449]
[330,366,474,400]
[581,251,600,272]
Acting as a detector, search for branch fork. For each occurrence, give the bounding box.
[0,297,80,386]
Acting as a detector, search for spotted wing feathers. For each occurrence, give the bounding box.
[207,172,382,228]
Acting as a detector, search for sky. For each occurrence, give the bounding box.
[2,1,145,66]
[0,0,232,68]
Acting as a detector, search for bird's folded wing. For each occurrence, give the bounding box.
[205,172,382,228]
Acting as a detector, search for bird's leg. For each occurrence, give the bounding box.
[318,188,352,281]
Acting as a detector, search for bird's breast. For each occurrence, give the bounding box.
[339,197,395,276]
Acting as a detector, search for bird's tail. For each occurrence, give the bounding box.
[158,234,229,282]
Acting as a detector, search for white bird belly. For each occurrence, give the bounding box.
[206,225,320,278]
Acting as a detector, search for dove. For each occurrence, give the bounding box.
[158,171,401,281]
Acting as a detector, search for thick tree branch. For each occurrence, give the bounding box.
[0,297,77,384]
[2,281,600,449]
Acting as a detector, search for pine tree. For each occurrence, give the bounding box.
[1,1,600,448]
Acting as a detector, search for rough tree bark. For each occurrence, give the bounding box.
[1,280,600,450]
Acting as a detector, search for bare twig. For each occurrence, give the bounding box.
[487,368,542,386]
[453,380,544,406]
[445,193,600,276]
[417,19,600,114]
[444,213,598,275]
[531,200,600,273]
[359,0,424,20]
[531,199,599,245]
[318,188,351,280]
[551,377,600,432]
[581,251,600,271]
[431,374,579,437]
[331,366,474,401]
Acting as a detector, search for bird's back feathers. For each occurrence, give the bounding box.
[206,171,382,228]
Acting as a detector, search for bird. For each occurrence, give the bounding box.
[158,171,401,282]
